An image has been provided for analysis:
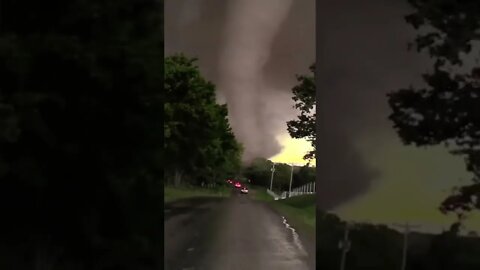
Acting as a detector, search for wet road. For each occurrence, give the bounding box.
[164,190,314,270]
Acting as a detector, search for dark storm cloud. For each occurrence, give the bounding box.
[316,0,432,210]
[165,0,315,163]
[164,0,229,83]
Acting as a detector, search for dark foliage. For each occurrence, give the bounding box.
[387,0,480,223]
[242,158,315,192]
[287,64,316,160]
[0,0,163,269]
[317,211,480,270]
[164,54,243,186]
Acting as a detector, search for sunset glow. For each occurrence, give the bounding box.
[269,133,314,166]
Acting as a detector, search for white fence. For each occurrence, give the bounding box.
[266,189,281,200]
[288,181,315,198]
[267,182,316,200]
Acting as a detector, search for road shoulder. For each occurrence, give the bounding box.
[251,189,316,270]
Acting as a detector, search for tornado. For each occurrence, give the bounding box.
[217,0,294,163]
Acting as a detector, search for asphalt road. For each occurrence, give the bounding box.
[164,189,315,270]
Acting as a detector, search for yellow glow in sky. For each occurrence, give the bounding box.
[269,133,315,166]
[334,133,480,233]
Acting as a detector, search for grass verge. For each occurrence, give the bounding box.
[164,185,230,203]
[253,186,315,233]
[251,185,275,202]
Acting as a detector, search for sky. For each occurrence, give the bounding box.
[316,0,480,233]
[164,0,315,164]
[270,135,315,166]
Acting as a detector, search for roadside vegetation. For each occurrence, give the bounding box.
[243,158,315,193]
[253,187,315,233]
[316,210,480,270]
[278,195,316,226]
[273,194,315,230]
[165,54,243,188]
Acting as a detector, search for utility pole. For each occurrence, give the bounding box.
[339,222,352,270]
[269,162,276,191]
[288,163,294,197]
[393,222,420,270]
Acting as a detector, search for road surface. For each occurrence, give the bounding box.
[164,190,315,270]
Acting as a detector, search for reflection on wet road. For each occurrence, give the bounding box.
[164,191,314,270]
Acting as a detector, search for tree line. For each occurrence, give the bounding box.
[164,54,243,187]
[242,158,316,192]
[316,211,480,270]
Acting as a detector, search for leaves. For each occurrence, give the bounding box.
[388,0,480,220]
[242,158,315,191]
[404,0,480,66]
[164,54,243,185]
[287,64,316,160]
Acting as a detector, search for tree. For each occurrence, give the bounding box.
[294,165,316,188]
[287,64,316,160]
[243,159,284,190]
[242,159,316,191]
[243,158,274,187]
[164,54,242,186]
[0,0,163,268]
[387,0,480,224]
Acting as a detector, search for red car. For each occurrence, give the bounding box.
[234,182,242,188]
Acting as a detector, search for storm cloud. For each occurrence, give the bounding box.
[165,0,315,162]
[316,0,433,210]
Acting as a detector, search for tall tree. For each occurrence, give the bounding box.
[243,158,274,187]
[387,0,480,224]
[164,54,242,186]
[294,165,316,188]
[287,64,316,160]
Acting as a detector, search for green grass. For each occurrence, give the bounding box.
[251,185,275,202]
[253,187,315,232]
[164,185,230,203]
[273,195,316,229]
